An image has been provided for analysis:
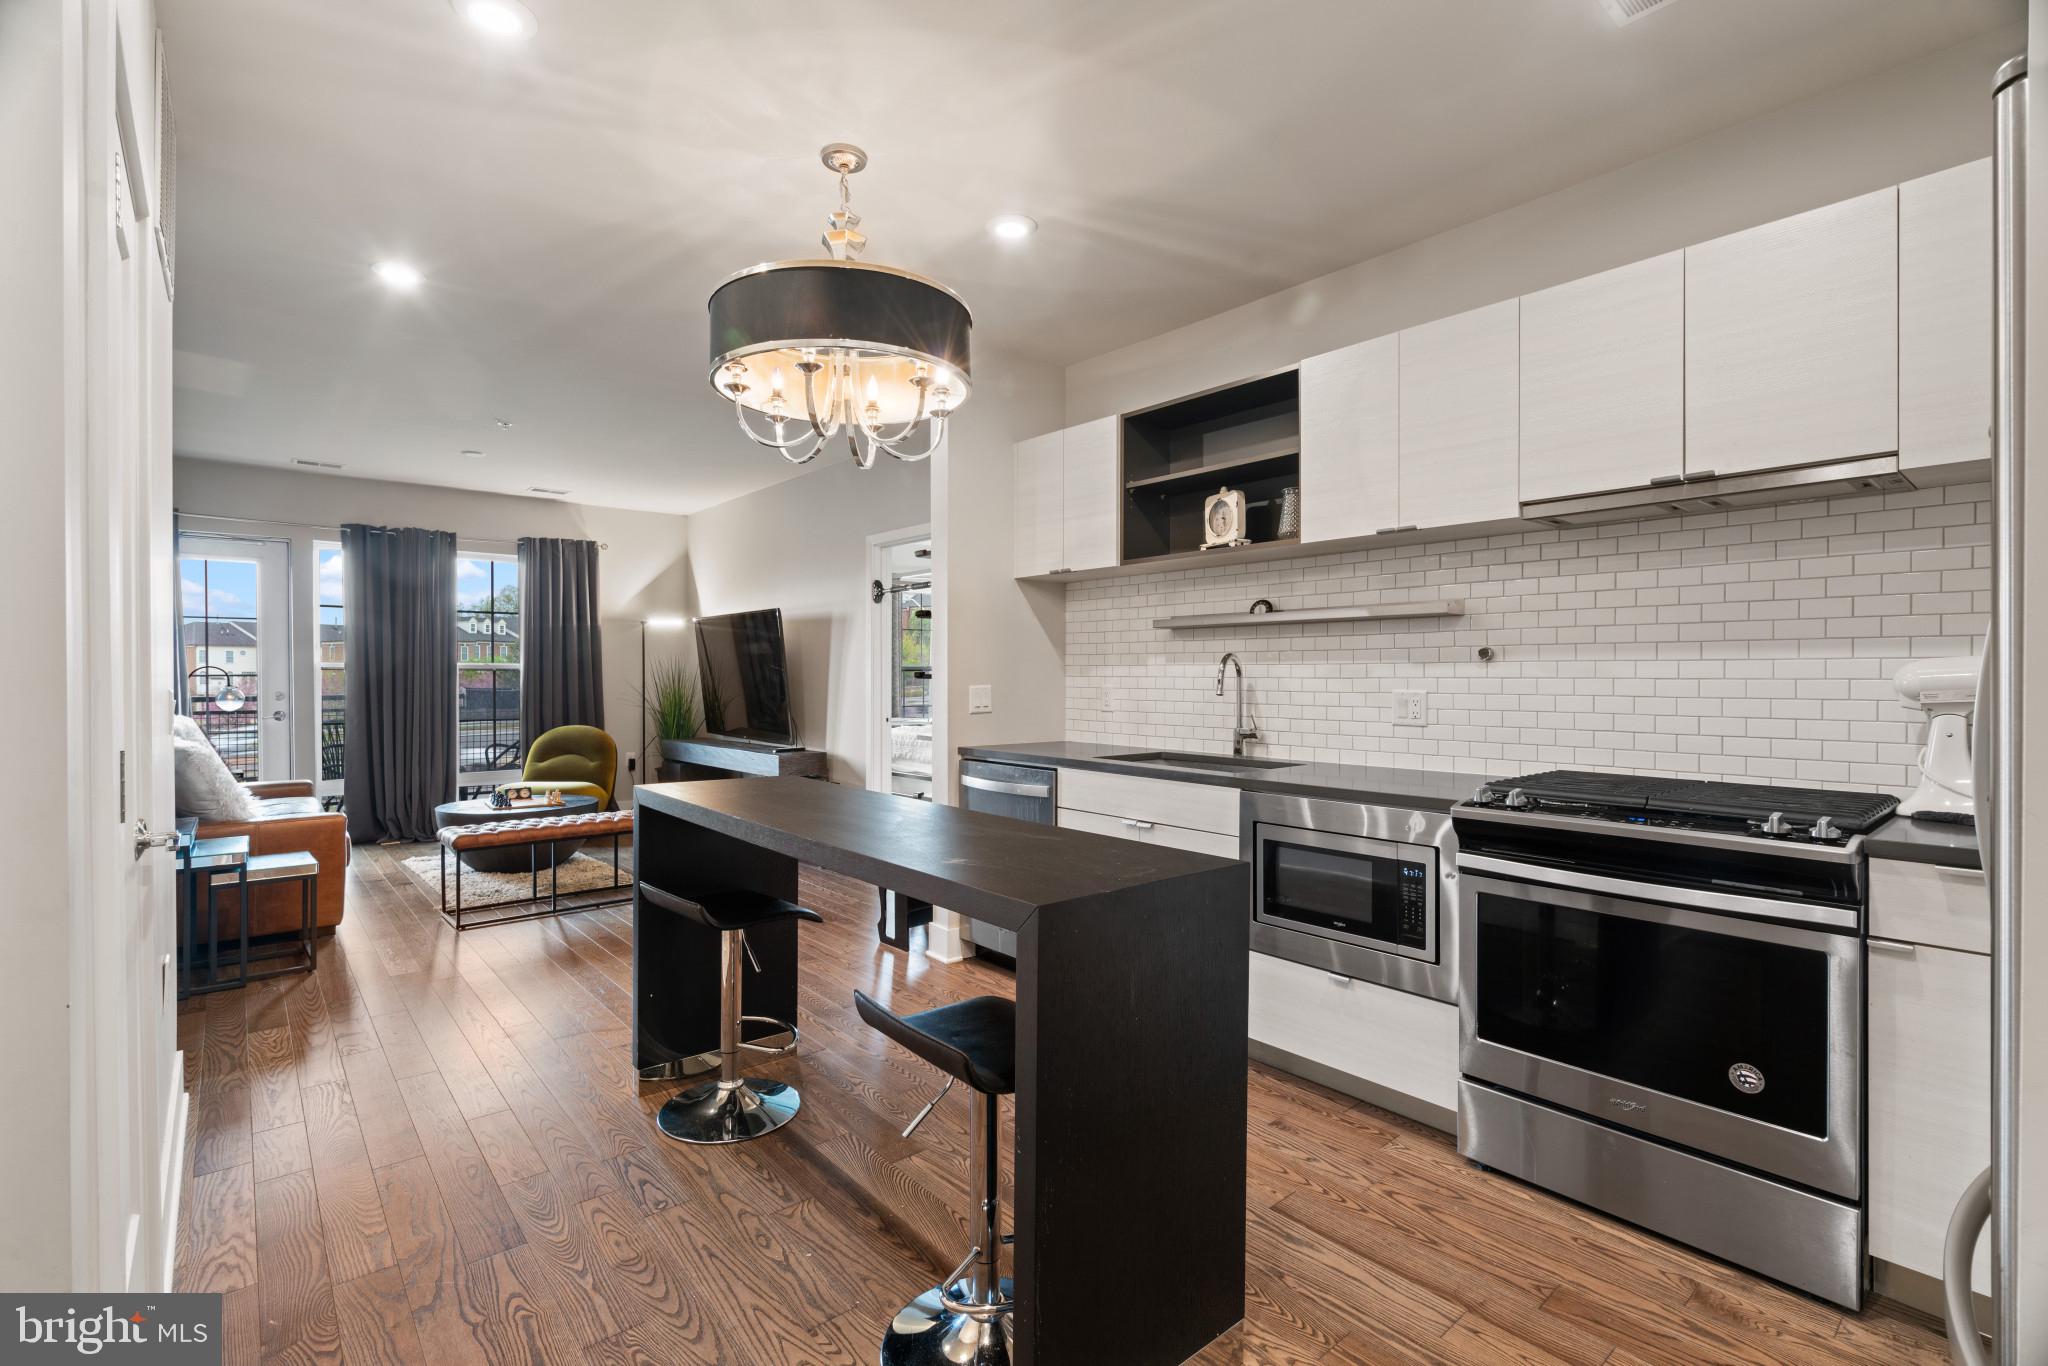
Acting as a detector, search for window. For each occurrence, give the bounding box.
[178,554,260,780]
[891,578,932,719]
[317,545,345,789]
[457,554,521,774]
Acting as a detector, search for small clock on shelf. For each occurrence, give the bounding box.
[1201,487,1249,550]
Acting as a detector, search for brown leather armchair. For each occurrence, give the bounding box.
[191,780,349,936]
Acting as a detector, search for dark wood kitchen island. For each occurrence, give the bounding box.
[632,777,1250,1366]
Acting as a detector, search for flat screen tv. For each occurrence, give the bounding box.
[695,608,798,747]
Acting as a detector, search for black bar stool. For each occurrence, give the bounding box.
[640,883,821,1144]
[854,989,1016,1366]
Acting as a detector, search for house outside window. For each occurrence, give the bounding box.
[457,554,521,779]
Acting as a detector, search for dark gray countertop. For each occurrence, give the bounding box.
[956,740,1493,812]
[1864,815,1981,870]
[636,777,1243,931]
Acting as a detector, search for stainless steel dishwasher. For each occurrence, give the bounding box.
[957,758,1057,961]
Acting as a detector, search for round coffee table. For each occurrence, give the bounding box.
[434,795,598,873]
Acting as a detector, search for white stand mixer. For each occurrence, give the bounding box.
[1894,655,1979,823]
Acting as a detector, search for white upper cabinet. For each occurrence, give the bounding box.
[1299,334,1399,543]
[1901,159,1993,472]
[1685,187,1899,477]
[1398,300,1520,529]
[1012,429,1064,578]
[1518,252,1684,502]
[1061,415,1121,572]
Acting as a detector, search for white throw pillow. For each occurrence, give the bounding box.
[170,712,205,745]
[173,736,261,821]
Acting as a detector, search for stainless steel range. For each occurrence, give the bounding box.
[1451,771,1898,1310]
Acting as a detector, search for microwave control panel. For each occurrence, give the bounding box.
[1398,860,1431,949]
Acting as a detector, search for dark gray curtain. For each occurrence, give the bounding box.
[342,524,457,843]
[518,537,605,741]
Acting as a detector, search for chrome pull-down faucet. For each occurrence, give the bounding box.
[1216,652,1260,757]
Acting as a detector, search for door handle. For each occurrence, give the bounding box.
[271,709,287,721]
[1121,818,1155,830]
[133,820,177,860]
[1943,1166,1994,1366]
[1867,938,1919,955]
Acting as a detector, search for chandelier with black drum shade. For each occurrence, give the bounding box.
[707,144,972,468]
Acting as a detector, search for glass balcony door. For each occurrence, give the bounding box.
[177,534,293,783]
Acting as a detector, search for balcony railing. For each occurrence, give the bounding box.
[193,709,259,782]
[189,698,518,788]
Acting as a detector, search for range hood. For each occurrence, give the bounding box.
[1519,454,1918,528]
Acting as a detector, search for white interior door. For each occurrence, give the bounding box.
[78,0,180,1293]
[176,534,292,781]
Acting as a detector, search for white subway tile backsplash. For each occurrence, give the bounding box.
[1061,484,1990,797]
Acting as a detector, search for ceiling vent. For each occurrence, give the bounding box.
[528,486,570,496]
[1601,0,1681,24]
[293,458,343,470]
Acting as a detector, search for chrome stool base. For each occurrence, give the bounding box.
[655,1078,800,1146]
[880,1279,1015,1366]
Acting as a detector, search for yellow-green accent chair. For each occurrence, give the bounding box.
[518,725,618,809]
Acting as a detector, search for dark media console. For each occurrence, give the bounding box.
[657,735,828,780]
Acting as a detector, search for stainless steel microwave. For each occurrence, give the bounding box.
[1244,791,1457,1003]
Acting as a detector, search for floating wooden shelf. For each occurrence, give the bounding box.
[1152,599,1466,630]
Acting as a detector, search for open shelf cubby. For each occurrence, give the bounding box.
[1120,370,1301,564]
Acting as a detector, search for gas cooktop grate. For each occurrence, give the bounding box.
[1479,770,1900,833]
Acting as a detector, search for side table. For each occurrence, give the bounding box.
[178,835,248,1000]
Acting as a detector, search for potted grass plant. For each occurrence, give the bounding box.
[647,656,702,774]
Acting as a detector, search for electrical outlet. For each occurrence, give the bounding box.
[1393,689,1428,727]
[968,684,993,715]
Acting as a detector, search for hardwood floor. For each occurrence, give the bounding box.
[176,841,1951,1364]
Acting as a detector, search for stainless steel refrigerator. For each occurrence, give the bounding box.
[1946,49,2035,1366]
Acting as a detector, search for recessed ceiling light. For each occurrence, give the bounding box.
[373,260,422,291]
[461,449,486,459]
[987,214,1038,242]
[452,0,537,39]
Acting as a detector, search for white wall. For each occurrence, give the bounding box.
[1,0,80,1290]
[932,347,1069,799]
[637,342,1067,804]
[683,450,930,786]
[171,457,690,796]
[1064,25,2020,424]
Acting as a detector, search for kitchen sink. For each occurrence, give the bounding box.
[1104,750,1298,772]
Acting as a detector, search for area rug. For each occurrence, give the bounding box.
[400,848,633,906]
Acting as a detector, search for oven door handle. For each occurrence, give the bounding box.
[1456,853,1861,931]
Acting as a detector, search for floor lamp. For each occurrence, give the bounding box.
[639,615,689,791]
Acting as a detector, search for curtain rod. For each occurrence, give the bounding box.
[172,510,605,552]
[176,510,343,534]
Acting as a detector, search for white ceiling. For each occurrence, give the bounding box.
[163,0,2019,515]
